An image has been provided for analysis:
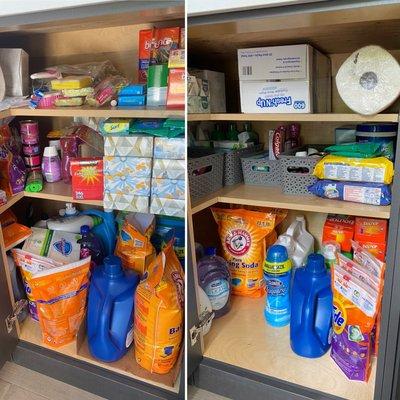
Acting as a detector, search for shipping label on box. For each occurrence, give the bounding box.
[238,45,308,81]
[154,137,185,159]
[150,197,185,218]
[152,159,185,179]
[151,178,185,200]
[239,80,312,113]
[104,192,149,213]
[104,156,152,178]
[104,134,153,157]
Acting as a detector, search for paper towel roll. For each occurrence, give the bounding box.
[336,45,400,115]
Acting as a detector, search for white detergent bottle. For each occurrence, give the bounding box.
[275,216,314,269]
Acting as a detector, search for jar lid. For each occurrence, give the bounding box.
[356,123,398,133]
[43,146,58,157]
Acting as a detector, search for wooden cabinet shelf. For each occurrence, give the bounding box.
[8,106,184,119]
[191,184,391,219]
[188,113,399,122]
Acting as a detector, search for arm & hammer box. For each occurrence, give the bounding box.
[237,44,331,113]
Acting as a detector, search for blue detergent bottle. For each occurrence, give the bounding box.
[290,253,333,358]
[87,255,140,362]
[81,209,117,256]
[263,245,292,327]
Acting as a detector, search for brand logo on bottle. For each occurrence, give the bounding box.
[333,300,347,335]
[225,229,251,256]
[53,239,72,256]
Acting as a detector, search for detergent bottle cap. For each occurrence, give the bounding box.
[305,253,326,275]
[103,255,123,277]
[204,247,217,256]
[80,225,90,235]
[65,203,77,216]
[266,245,288,263]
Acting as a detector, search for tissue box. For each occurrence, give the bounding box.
[237,44,331,113]
[154,137,185,159]
[71,158,103,200]
[117,95,146,107]
[151,178,185,200]
[101,118,132,134]
[104,192,149,213]
[104,156,152,178]
[152,159,185,179]
[191,69,226,112]
[0,48,29,96]
[188,95,210,113]
[105,176,151,196]
[105,134,153,157]
[150,197,185,218]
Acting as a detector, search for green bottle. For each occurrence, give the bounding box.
[242,122,259,144]
[211,123,225,141]
[227,122,239,141]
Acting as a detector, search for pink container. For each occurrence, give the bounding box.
[23,144,40,156]
[38,92,62,109]
[20,120,39,145]
[24,155,41,168]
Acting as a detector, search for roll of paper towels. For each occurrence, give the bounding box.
[336,45,400,115]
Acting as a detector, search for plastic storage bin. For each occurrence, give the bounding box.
[221,144,263,186]
[241,151,281,186]
[188,148,224,203]
[280,145,326,195]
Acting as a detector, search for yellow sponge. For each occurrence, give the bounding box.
[51,75,92,90]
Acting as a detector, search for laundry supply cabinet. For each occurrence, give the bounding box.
[0,2,185,399]
[187,1,400,399]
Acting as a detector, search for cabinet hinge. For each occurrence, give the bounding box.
[190,310,214,346]
[5,299,27,333]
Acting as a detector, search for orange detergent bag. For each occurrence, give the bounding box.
[212,207,281,298]
[0,210,32,249]
[134,241,184,374]
[28,258,91,347]
[115,213,156,275]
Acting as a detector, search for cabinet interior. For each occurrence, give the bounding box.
[0,10,184,392]
[188,4,399,400]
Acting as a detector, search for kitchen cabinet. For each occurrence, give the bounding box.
[0,2,184,399]
[187,2,400,399]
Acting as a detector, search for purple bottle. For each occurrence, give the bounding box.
[41,146,61,182]
[197,247,231,318]
[78,225,105,270]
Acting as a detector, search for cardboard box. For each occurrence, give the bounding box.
[150,197,185,218]
[0,48,29,96]
[237,44,331,113]
[104,192,149,213]
[71,158,103,200]
[151,178,185,200]
[152,159,185,180]
[167,68,185,109]
[354,217,387,261]
[104,134,153,157]
[188,95,210,113]
[322,214,355,253]
[191,69,226,112]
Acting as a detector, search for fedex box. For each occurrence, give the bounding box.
[237,44,331,113]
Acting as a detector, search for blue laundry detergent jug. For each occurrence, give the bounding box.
[290,253,333,358]
[87,255,140,362]
[263,245,292,327]
[81,209,117,256]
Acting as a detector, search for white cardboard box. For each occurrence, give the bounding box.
[237,44,331,113]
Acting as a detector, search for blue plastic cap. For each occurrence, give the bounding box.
[103,255,123,277]
[80,225,90,235]
[266,245,288,263]
[306,253,326,274]
[205,247,217,256]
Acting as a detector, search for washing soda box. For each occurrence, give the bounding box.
[71,157,103,201]
[354,217,387,262]
[322,214,355,253]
